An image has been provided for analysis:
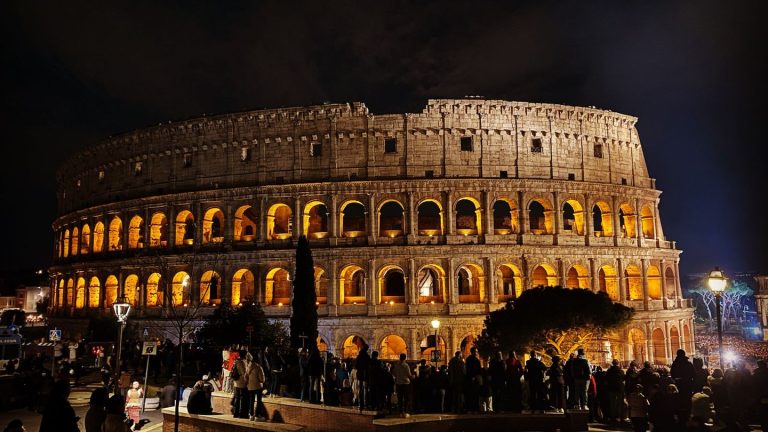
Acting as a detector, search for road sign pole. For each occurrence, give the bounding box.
[142,354,150,413]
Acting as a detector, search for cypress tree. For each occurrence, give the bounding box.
[290,235,318,349]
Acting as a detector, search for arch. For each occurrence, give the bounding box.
[618,203,637,238]
[146,273,162,307]
[108,216,123,251]
[88,276,100,308]
[171,272,190,306]
[267,203,293,240]
[459,335,476,359]
[104,275,118,308]
[665,268,676,299]
[457,263,484,302]
[625,265,643,300]
[652,328,666,364]
[317,336,329,353]
[62,229,70,257]
[455,197,481,235]
[149,212,168,247]
[303,201,329,239]
[341,335,366,360]
[265,267,291,305]
[417,199,443,236]
[128,215,144,249]
[379,266,405,303]
[231,269,255,305]
[123,274,139,306]
[75,277,86,309]
[57,232,63,258]
[175,210,195,245]
[599,265,619,301]
[669,325,680,351]
[683,324,693,354]
[497,264,523,302]
[531,263,557,288]
[314,266,328,304]
[202,208,224,244]
[80,224,91,254]
[66,278,74,306]
[528,198,554,234]
[339,265,366,304]
[340,201,366,237]
[93,221,105,253]
[566,265,590,289]
[199,270,222,305]
[71,227,79,256]
[647,265,662,300]
[379,334,408,360]
[562,200,585,235]
[417,265,445,303]
[592,201,614,237]
[628,328,647,363]
[640,205,655,238]
[234,205,258,241]
[57,279,65,306]
[420,335,447,363]
[493,199,519,235]
[378,200,404,237]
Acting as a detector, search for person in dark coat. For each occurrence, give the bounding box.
[355,344,370,411]
[605,359,626,423]
[547,355,566,412]
[505,351,524,412]
[187,379,213,414]
[692,357,708,393]
[524,350,547,412]
[488,351,506,412]
[649,384,678,432]
[465,347,482,412]
[85,387,109,432]
[669,349,694,428]
[40,380,79,432]
[753,360,768,432]
[308,348,324,404]
[298,348,310,402]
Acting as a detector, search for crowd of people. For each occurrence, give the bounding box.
[695,334,768,363]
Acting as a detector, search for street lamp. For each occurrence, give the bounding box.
[431,319,440,366]
[113,295,132,394]
[707,267,727,370]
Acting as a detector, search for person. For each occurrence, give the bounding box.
[308,347,324,404]
[160,377,177,408]
[125,381,143,424]
[3,419,24,432]
[525,350,547,412]
[604,359,626,423]
[649,384,678,432]
[669,349,694,429]
[231,350,249,418]
[707,368,727,416]
[465,347,482,412]
[626,384,649,432]
[569,348,591,410]
[85,387,109,432]
[355,344,370,411]
[392,353,412,417]
[246,353,266,420]
[298,348,310,402]
[692,357,708,393]
[448,351,466,413]
[102,394,140,432]
[547,355,566,413]
[488,351,506,412]
[505,351,523,412]
[40,380,79,432]
[753,359,768,432]
[690,386,714,430]
[368,351,384,410]
[432,365,449,413]
[625,361,639,396]
[187,377,214,415]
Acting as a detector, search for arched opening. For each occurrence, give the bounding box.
[267,204,293,240]
[124,275,139,306]
[457,264,484,303]
[88,276,100,308]
[146,273,162,307]
[63,229,70,257]
[493,199,519,235]
[379,335,408,360]
[665,268,676,299]
[71,227,79,256]
[266,268,291,305]
[340,201,366,237]
[314,267,328,304]
[670,326,680,351]
[231,269,255,306]
[104,275,118,308]
[417,265,444,303]
[460,335,476,359]
[66,278,74,306]
[380,267,405,303]
[683,324,693,354]
[528,199,553,234]
[57,232,63,258]
[234,205,258,241]
[420,335,446,364]
[378,201,404,237]
[149,212,168,247]
[640,206,655,238]
[618,203,637,238]
[128,215,144,249]
[417,200,443,236]
[455,198,481,235]
[93,222,104,253]
[108,216,123,251]
[175,210,195,246]
[566,265,590,289]
[317,336,329,353]
[562,200,585,235]
[171,272,190,306]
[202,208,224,244]
[80,224,91,254]
[532,264,557,288]
[625,265,643,300]
[592,201,613,237]
[200,270,221,305]
[303,201,329,239]
[57,279,65,306]
[647,265,662,300]
[339,265,366,304]
[652,328,666,364]
[628,328,647,363]
[75,277,86,309]
[599,265,619,301]
[497,264,522,302]
[342,335,366,360]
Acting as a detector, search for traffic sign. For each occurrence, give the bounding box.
[143,327,149,338]
[49,329,62,341]
[142,341,158,356]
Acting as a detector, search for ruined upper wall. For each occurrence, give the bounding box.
[56,99,651,215]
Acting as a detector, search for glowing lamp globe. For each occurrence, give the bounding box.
[707,267,727,293]
[431,319,441,330]
[113,295,132,323]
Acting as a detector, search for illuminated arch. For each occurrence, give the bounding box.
[199,270,222,305]
[378,200,404,238]
[339,265,366,305]
[457,263,485,303]
[231,269,255,305]
[303,201,329,239]
[460,335,476,359]
[57,232,63,258]
[128,215,144,249]
[108,216,123,251]
[670,325,680,351]
[665,268,676,298]
[417,199,443,236]
[652,328,666,364]
[562,199,585,235]
[202,208,224,244]
[63,229,70,257]
[171,272,190,306]
[625,265,642,300]
[379,334,408,360]
[599,265,619,301]
[71,227,79,256]
[57,279,65,306]
[75,277,86,309]
[683,324,693,353]
[88,276,100,308]
[124,274,139,306]
[417,265,445,303]
[149,212,168,247]
[528,198,554,234]
[234,205,258,241]
[618,203,637,238]
[566,264,590,289]
[379,265,405,303]
[592,201,614,237]
[628,328,647,363]
[175,210,195,246]
[493,198,519,235]
[267,203,292,240]
[455,197,482,235]
[531,263,557,287]
[340,201,366,237]
[315,266,328,304]
[497,264,522,302]
[341,335,366,359]
[647,265,662,300]
[640,205,655,238]
[146,273,162,307]
[104,275,118,308]
[66,278,74,306]
[80,224,91,254]
[265,267,291,305]
[93,222,105,253]
[420,335,446,363]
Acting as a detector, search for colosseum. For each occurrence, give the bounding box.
[49,99,694,365]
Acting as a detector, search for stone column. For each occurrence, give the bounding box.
[645,322,655,364]
[590,258,599,293]
[446,191,455,235]
[654,201,663,241]
[144,207,151,249]
[330,194,339,239]
[368,193,377,243]
[617,258,625,302]
[584,194,593,246]
[407,192,416,238]
[674,261,683,303]
[612,196,620,246]
[194,202,203,246]
[368,258,378,315]
[485,256,497,304]
[517,191,525,236]
[641,258,649,310]
[664,320,673,362]
[660,259,668,304]
[635,198,643,244]
[328,259,338,316]
[448,258,458,305]
[224,203,234,244]
[293,197,301,241]
[553,191,561,236]
[167,207,176,250]
[407,258,417,314]
[558,258,567,288]
[483,190,493,237]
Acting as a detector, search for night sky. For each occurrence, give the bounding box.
[1,1,766,277]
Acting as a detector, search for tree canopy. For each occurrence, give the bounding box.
[478,286,634,360]
[290,235,318,349]
[198,302,287,348]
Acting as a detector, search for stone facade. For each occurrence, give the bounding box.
[50,99,694,365]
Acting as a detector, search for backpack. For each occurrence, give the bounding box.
[230,363,241,381]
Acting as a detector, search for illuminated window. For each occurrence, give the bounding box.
[384,138,397,153]
[460,136,473,152]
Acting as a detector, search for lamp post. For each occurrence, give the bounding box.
[113,295,132,394]
[707,267,727,370]
[431,319,440,366]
